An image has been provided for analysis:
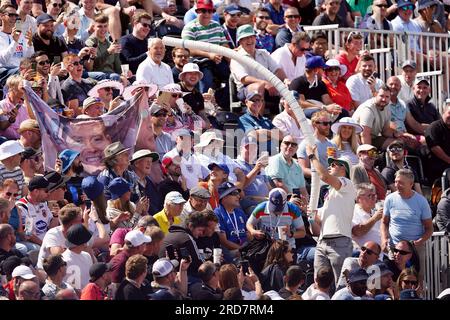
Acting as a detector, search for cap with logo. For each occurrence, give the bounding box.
[268,188,287,213]
[124,230,152,247]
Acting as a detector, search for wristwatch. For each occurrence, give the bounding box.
[308,153,316,160]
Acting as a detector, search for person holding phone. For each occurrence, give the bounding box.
[0,5,35,87]
[346,54,384,108]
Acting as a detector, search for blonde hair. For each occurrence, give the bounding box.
[332,126,359,154]
[6,75,23,91]
[109,198,135,215]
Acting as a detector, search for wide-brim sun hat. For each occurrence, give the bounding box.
[179,62,204,81]
[194,131,224,148]
[331,117,363,135]
[88,80,124,98]
[122,80,158,101]
[325,59,348,77]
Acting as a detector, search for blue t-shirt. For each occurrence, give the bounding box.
[264,3,284,25]
[384,191,432,245]
[298,137,337,169]
[233,158,270,197]
[214,204,248,245]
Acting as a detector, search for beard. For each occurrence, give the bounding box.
[39,30,53,40]
[73,163,84,175]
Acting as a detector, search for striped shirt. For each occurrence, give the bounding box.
[181,19,227,56]
[0,165,24,197]
[248,202,304,248]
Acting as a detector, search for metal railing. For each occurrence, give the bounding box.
[301,25,450,110]
[424,231,450,300]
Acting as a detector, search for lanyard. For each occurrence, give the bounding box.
[227,210,240,241]
[269,212,282,239]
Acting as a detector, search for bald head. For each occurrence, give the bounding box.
[386,76,401,98]
[17,280,40,300]
[55,288,79,300]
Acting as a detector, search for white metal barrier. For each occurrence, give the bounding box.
[424,231,450,300]
[301,26,450,109]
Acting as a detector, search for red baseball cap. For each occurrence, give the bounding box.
[196,0,214,11]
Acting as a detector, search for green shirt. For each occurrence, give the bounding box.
[265,153,306,193]
[346,0,373,17]
[181,19,227,57]
[85,36,121,74]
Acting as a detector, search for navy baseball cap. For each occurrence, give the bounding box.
[208,162,230,175]
[224,4,241,14]
[36,13,55,25]
[306,56,327,70]
[268,188,287,213]
[218,182,240,199]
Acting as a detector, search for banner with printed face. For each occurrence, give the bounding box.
[26,86,150,176]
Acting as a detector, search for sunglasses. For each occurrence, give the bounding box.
[375,4,388,8]
[37,60,50,65]
[388,146,403,153]
[5,192,20,197]
[315,121,332,126]
[299,47,312,52]
[102,87,113,92]
[257,16,271,20]
[393,248,412,255]
[402,280,418,286]
[347,31,363,42]
[361,246,378,256]
[154,112,168,117]
[140,22,151,28]
[366,149,379,158]
[196,9,214,14]
[7,13,19,18]
[283,141,298,147]
[285,15,300,19]
[71,61,81,66]
[229,190,240,196]
[330,162,344,168]
[401,5,414,11]
[52,3,63,7]
[171,94,181,98]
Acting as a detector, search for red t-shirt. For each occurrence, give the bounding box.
[198,182,219,209]
[80,282,106,300]
[322,78,353,111]
[335,53,360,80]
[367,169,386,200]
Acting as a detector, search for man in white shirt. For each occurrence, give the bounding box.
[391,0,423,53]
[346,54,384,108]
[271,32,310,83]
[0,5,34,85]
[352,183,383,248]
[305,146,356,287]
[17,0,37,35]
[62,223,94,291]
[136,38,174,89]
[397,60,417,103]
[37,204,82,269]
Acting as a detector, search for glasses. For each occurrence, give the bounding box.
[401,5,414,11]
[257,16,271,20]
[171,94,181,98]
[298,47,312,52]
[175,54,189,59]
[52,3,63,7]
[330,162,344,169]
[70,61,81,66]
[285,15,300,19]
[366,149,379,158]
[361,193,377,199]
[229,190,240,196]
[402,280,418,286]
[388,146,403,153]
[196,9,214,14]
[5,192,20,197]
[140,22,151,28]
[361,246,378,256]
[103,87,113,92]
[7,13,19,18]
[315,121,332,126]
[375,4,388,8]
[154,112,168,117]
[393,248,412,255]
[38,60,50,65]
[347,31,363,43]
[283,141,298,147]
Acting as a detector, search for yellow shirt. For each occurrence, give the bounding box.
[154,209,181,234]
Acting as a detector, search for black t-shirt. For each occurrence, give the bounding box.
[189,282,223,300]
[61,78,95,106]
[195,232,221,261]
[32,34,68,63]
[180,82,205,114]
[381,163,420,186]
[119,34,150,74]
[385,259,402,282]
[312,14,345,27]
[407,97,441,129]
[298,0,316,26]
[426,119,450,163]
[0,248,24,267]
[289,75,328,102]
[278,287,293,299]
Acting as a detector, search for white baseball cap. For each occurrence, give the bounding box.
[152,258,179,278]
[0,140,24,161]
[357,144,377,154]
[11,265,36,280]
[124,230,152,247]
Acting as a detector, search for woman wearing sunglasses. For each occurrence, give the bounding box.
[385,240,420,282]
[331,117,362,166]
[395,267,421,299]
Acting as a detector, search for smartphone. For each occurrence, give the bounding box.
[166,244,176,260]
[15,103,21,111]
[15,20,22,32]
[84,200,92,210]
[292,188,301,197]
[53,56,61,64]
[179,247,191,261]
[371,72,379,79]
[31,61,37,71]
[241,260,250,274]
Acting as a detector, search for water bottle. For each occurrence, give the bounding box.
[24,216,33,236]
